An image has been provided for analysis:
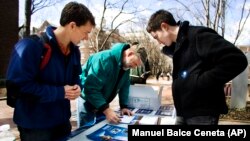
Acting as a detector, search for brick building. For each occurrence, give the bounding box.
[0,0,18,79]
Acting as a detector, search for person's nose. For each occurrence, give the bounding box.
[82,34,89,40]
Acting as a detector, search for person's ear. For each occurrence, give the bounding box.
[161,22,168,31]
[69,22,77,29]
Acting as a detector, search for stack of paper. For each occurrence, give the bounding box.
[160,116,176,125]
[139,116,159,125]
[119,115,136,124]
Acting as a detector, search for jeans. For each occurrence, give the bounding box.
[78,99,105,127]
[175,115,219,125]
[18,122,71,141]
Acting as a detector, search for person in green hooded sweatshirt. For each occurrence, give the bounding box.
[79,43,142,127]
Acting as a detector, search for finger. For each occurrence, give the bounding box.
[111,120,118,124]
[126,111,131,116]
[65,91,75,96]
[117,117,121,121]
[123,110,130,115]
[110,118,118,124]
[114,116,121,123]
[65,93,78,100]
[66,91,80,97]
[72,85,78,90]
[114,118,121,124]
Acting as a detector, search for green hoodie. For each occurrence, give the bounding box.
[81,43,130,112]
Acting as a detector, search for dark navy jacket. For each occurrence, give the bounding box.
[6,26,82,128]
[162,21,248,118]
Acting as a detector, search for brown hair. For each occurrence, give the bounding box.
[60,2,95,27]
[147,9,177,33]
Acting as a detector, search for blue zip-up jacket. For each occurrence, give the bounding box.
[6,26,82,128]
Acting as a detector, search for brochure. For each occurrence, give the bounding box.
[155,105,175,116]
[135,109,153,114]
[87,124,128,141]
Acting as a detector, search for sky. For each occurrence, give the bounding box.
[19,0,250,45]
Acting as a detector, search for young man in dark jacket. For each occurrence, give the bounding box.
[146,9,248,125]
[6,2,95,140]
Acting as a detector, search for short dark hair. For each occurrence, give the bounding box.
[60,2,95,27]
[146,9,177,33]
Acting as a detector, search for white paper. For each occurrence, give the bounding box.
[160,116,176,125]
[119,115,136,124]
[139,116,158,125]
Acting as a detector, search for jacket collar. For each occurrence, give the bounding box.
[176,21,189,44]
[161,21,189,57]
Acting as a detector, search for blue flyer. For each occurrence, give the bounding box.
[135,108,153,114]
[155,105,174,116]
[87,124,128,141]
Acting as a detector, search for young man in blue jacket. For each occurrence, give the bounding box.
[79,43,142,127]
[146,9,248,125]
[6,2,95,140]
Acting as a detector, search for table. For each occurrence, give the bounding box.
[65,119,127,141]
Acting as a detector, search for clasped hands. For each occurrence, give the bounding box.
[64,84,81,100]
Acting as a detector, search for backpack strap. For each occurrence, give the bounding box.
[39,33,52,70]
[29,33,52,70]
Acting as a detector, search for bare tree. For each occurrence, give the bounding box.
[202,0,210,27]
[23,0,32,37]
[221,0,226,37]
[233,0,250,44]
[22,0,64,38]
[175,0,204,25]
[168,0,250,45]
[90,0,146,52]
[94,0,108,52]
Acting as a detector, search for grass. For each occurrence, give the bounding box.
[220,108,250,121]
[220,97,250,121]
